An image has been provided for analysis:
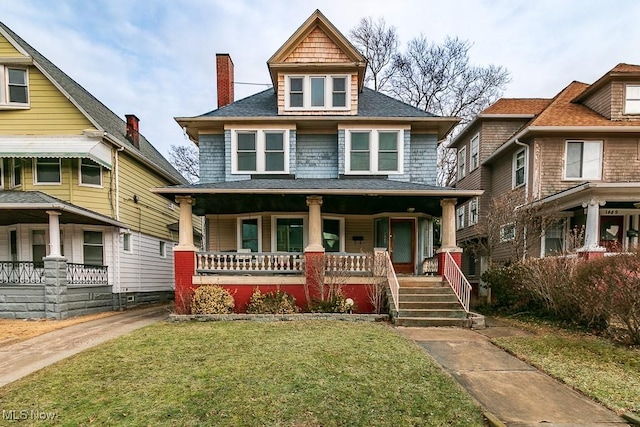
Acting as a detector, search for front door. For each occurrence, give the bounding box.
[390,219,415,274]
[600,215,624,252]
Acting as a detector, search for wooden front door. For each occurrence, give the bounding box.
[390,219,415,274]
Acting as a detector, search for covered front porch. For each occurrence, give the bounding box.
[157,179,480,314]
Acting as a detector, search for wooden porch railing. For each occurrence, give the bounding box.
[380,251,399,313]
[324,253,373,273]
[443,251,471,313]
[196,252,304,273]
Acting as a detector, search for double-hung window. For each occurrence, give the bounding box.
[34,158,61,184]
[1,66,29,107]
[238,217,262,252]
[625,84,640,114]
[501,223,515,242]
[332,77,346,107]
[285,75,349,110]
[468,198,478,225]
[470,134,479,170]
[345,129,403,174]
[564,141,602,180]
[456,206,465,230]
[513,148,526,188]
[79,158,102,187]
[11,158,21,187]
[232,130,289,174]
[457,146,466,180]
[83,231,104,265]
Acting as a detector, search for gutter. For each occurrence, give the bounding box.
[151,187,484,197]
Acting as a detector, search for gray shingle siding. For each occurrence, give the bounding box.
[296,134,339,179]
[338,130,345,175]
[410,133,438,185]
[388,130,412,183]
[289,130,297,175]
[199,134,225,183]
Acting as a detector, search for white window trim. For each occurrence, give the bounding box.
[456,206,465,230]
[322,216,345,252]
[512,148,527,189]
[78,158,103,188]
[470,134,479,171]
[33,158,62,185]
[624,84,640,115]
[457,146,467,180]
[159,241,166,258]
[563,140,603,181]
[82,228,105,265]
[237,216,263,252]
[122,232,132,254]
[231,129,290,174]
[30,227,48,261]
[540,219,568,258]
[0,158,3,189]
[0,66,30,109]
[270,215,308,253]
[284,74,351,111]
[11,158,21,188]
[344,128,405,175]
[468,198,478,226]
[500,223,515,242]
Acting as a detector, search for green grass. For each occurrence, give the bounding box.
[0,321,485,426]
[492,318,640,415]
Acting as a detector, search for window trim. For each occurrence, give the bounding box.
[0,66,30,109]
[563,140,602,181]
[624,84,640,115]
[344,128,405,175]
[456,206,466,230]
[122,232,132,253]
[237,216,263,252]
[33,158,62,185]
[284,74,351,111]
[500,223,515,242]
[512,148,527,188]
[270,215,308,253]
[541,219,567,257]
[457,146,467,180]
[470,134,479,171]
[78,158,103,188]
[468,198,478,226]
[159,241,166,258]
[83,229,104,266]
[11,158,21,188]
[231,129,290,174]
[0,159,3,189]
[322,216,345,253]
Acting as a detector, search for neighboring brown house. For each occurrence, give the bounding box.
[451,63,640,287]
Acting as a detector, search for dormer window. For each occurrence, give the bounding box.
[285,75,349,111]
[625,84,640,115]
[0,66,29,108]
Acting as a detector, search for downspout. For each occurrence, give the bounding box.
[115,146,125,311]
[514,139,529,260]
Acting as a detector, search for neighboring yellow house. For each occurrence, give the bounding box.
[0,22,196,318]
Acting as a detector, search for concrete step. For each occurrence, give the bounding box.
[399,287,454,295]
[395,317,472,327]
[400,294,459,303]
[397,277,444,288]
[398,309,466,318]
[399,301,461,310]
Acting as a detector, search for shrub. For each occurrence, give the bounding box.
[246,288,299,314]
[481,263,534,312]
[191,285,235,315]
[310,294,355,313]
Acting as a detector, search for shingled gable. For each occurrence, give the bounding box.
[266,9,367,91]
[0,21,186,185]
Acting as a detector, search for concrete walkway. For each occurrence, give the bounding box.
[0,305,169,388]
[398,320,629,427]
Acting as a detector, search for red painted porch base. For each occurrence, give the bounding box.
[174,250,196,314]
[436,251,462,276]
[578,250,606,260]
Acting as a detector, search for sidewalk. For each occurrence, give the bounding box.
[0,305,170,388]
[397,320,630,427]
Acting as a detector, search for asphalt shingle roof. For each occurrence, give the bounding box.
[0,22,187,185]
[481,98,551,115]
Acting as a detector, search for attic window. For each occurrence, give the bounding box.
[625,84,640,115]
[285,75,349,111]
[0,66,29,108]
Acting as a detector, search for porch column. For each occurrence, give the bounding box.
[46,210,62,258]
[436,198,462,275]
[578,198,606,260]
[305,196,324,252]
[174,195,196,314]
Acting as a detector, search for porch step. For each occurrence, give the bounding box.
[394,281,469,328]
[397,277,444,287]
[395,317,472,327]
[399,301,461,310]
[399,286,452,295]
[398,309,466,318]
[400,293,459,303]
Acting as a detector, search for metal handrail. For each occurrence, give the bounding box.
[443,251,471,313]
[0,261,45,284]
[382,251,400,314]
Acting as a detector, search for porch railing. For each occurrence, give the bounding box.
[0,261,45,284]
[66,263,108,285]
[443,251,471,313]
[325,253,373,273]
[196,252,304,273]
[381,251,400,313]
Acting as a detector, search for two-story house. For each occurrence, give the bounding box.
[452,64,640,286]
[156,10,481,325]
[0,22,196,319]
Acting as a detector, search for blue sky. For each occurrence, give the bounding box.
[1,0,639,159]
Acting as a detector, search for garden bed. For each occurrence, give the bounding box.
[169,313,389,322]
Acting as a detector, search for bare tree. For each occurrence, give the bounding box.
[168,144,199,183]
[349,17,399,92]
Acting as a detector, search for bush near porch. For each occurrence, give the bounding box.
[481,252,640,345]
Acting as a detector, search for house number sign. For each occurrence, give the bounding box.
[602,210,619,215]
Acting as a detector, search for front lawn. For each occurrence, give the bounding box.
[492,318,640,415]
[0,321,485,426]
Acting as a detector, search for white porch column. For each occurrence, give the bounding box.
[581,198,605,251]
[305,195,324,252]
[439,198,460,251]
[46,210,62,258]
[175,195,196,250]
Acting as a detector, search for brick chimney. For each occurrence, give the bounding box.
[216,53,234,108]
[125,114,140,148]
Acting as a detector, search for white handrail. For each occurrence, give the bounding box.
[443,251,471,313]
[382,251,400,313]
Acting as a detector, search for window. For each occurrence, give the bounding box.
[32,230,46,264]
[79,158,102,187]
[238,217,261,252]
[285,75,350,110]
[456,206,465,230]
[625,84,640,114]
[1,66,29,106]
[159,241,166,257]
[34,158,61,184]
[11,158,21,187]
[470,134,479,170]
[232,130,288,174]
[9,229,17,262]
[0,159,3,189]
[345,129,403,174]
[457,146,466,180]
[513,148,526,188]
[564,141,602,180]
[123,233,131,252]
[322,218,343,252]
[274,217,304,252]
[468,198,478,225]
[83,231,104,265]
[544,220,565,256]
[500,223,515,242]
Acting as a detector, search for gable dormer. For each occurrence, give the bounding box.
[267,10,366,116]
